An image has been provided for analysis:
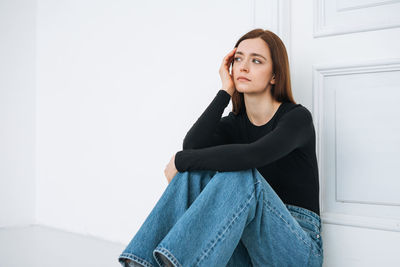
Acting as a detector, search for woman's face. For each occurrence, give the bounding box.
[232,38,275,94]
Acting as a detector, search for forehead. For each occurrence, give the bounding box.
[236,38,270,58]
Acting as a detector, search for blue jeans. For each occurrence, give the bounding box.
[118,169,323,267]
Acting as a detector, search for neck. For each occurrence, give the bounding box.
[243,88,281,126]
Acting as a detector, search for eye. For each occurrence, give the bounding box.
[233,57,262,64]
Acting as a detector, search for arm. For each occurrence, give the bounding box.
[182,89,233,150]
[175,106,313,172]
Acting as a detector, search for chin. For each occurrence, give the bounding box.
[236,85,254,93]
[236,86,267,94]
[234,84,249,92]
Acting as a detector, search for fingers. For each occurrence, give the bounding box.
[228,47,237,56]
[224,47,237,64]
[221,48,237,72]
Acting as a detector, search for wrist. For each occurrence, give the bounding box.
[221,88,234,97]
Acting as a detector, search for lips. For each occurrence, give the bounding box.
[237,76,251,81]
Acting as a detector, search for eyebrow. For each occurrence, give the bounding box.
[235,51,266,60]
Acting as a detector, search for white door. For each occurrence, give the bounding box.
[254,0,400,266]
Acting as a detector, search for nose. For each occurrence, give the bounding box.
[239,61,249,72]
[240,66,248,72]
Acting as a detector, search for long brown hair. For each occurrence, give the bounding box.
[231,28,296,115]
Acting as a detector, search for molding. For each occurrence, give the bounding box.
[322,212,400,232]
[313,0,400,37]
[313,58,400,231]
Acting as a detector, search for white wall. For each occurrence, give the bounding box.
[34,0,254,244]
[0,0,36,227]
[0,0,261,246]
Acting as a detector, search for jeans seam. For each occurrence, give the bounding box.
[286,208,321,230]
[291,214,320,233]
[262,197,321,256]
[119,253,154,267]
[285,204,321,220]
[287,211,323,256]
[153,246,182,267]
[195,187,257,265]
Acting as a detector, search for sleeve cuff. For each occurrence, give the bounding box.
[217,89,232,102]
[175,150,185,172]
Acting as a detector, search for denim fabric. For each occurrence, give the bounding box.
[118,169,323,267]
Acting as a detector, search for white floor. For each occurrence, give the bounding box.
[0,225,126,267]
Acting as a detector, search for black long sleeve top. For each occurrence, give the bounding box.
[174,89,320,216]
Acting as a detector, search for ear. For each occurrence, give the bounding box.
[271,73,276,84]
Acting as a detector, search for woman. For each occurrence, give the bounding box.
[119,28,323,267]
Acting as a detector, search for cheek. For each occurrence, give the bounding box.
[231,67,238,77]
[232,64,242,74]
[253,72,270,85]
[260,69,273,80]
[232,65,236,73]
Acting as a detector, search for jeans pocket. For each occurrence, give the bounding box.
[307,227,323,253]
[290,213,323,256]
